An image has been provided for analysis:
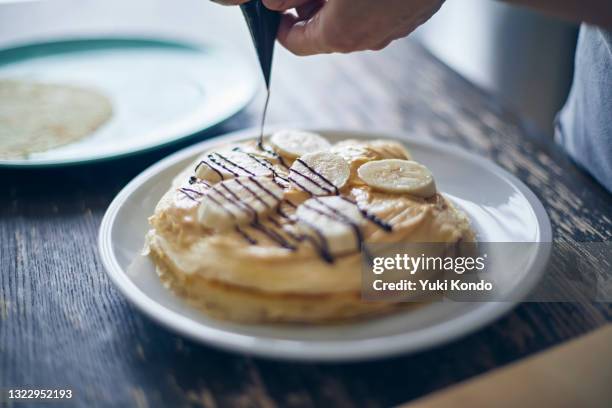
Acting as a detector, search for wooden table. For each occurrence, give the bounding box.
[1,37,611,407]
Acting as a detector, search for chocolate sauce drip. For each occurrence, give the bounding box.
[295,218,334,263]
[255,142,289,168]
[214,179,295,250]
[178,188,199,201]
[290,161,393,236]
[340,197,393,232]
[288,169,335,195]
[188,141,392,262]
[188,176,212,189]
[181,187,204,197]
[250,177,283,202]
[207,154,240,177]
[302,200,363,251]
[273,205,336,262]
[218,183,259,223]
[359,209,393,231]
[215,153,257,177]
[259,91,271,147]
[295,158,339,194]
[198,179,212,188]
[281,199,297,209]
[234,178,272,209]
[234,148,291,186]
[208,188,240,220]
[266,216,289,232]
[314,198,363,244]
[195,158,225,181]
[236,226,258,245]
[251,222,296,250]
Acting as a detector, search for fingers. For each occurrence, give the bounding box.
[277,11,327,56]
[295,0,324,20]
[262,0,312,11]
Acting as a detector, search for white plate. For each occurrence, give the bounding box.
[99,128,552,361]
[0,38,258,167]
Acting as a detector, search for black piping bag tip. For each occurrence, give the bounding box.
[240,0,281,88]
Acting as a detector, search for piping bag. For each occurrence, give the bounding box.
[240,0,281,144]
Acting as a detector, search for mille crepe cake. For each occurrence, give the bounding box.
[145,130,475,323]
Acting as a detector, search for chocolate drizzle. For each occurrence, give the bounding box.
[187,139,393,263]
[295,159,339,194]
[216,153,257,177]
[288,169,335,195]
[234,178,272,209]
[259,92,271,147]
[256,142,289,168]
[312,198,363,248]
[178,188,200,201]
[236,226,257,245]
[232,146,290,186]
[340,197,393,232]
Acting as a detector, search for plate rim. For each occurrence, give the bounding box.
[0,36,259,168]
[98,127,553,362]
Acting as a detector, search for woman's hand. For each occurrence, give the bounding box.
[265,0,445,55]
[213,0,444,56]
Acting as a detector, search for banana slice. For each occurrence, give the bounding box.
[269,130,331,159]
[289,152,350,195]
[194,150,272,183]
[357,159,436,197]
[295,196,365,256]
[198,176,283,231]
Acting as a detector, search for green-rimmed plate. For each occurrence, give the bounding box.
[0,37,258,167]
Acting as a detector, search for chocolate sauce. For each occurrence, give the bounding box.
[236,226,258,245]
[219,183,259,223]
[195,158,225,181]
[234,178,272,209]
[295,159,339,194]
[340,197,393,232]
[208,188,240,220]
[288,169,335,195]
[251,221,296,250]
[207,154,239,177]
[257,142,289,168]
[252,178,283,201]
[299,201,362,253]
[181,187,204,197]
[259,91,271,147]
[294,218,334,263]
[178,188,199,201]
[313,198,363,246]
[189,135,394,262]
[233,147,291,185]
[214,179,296,250]
[215,153,257,177]
[198,179,212,188]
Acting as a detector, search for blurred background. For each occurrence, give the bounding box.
[0,0,578,136]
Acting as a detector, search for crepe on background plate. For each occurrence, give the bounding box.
[0,80,112,158]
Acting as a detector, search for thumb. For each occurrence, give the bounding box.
[277,7,328,56]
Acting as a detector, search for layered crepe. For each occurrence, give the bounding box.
[145,131,475,323]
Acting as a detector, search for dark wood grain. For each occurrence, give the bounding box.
[1,39,610,408]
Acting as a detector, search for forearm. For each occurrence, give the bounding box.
[501,0,612,27]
